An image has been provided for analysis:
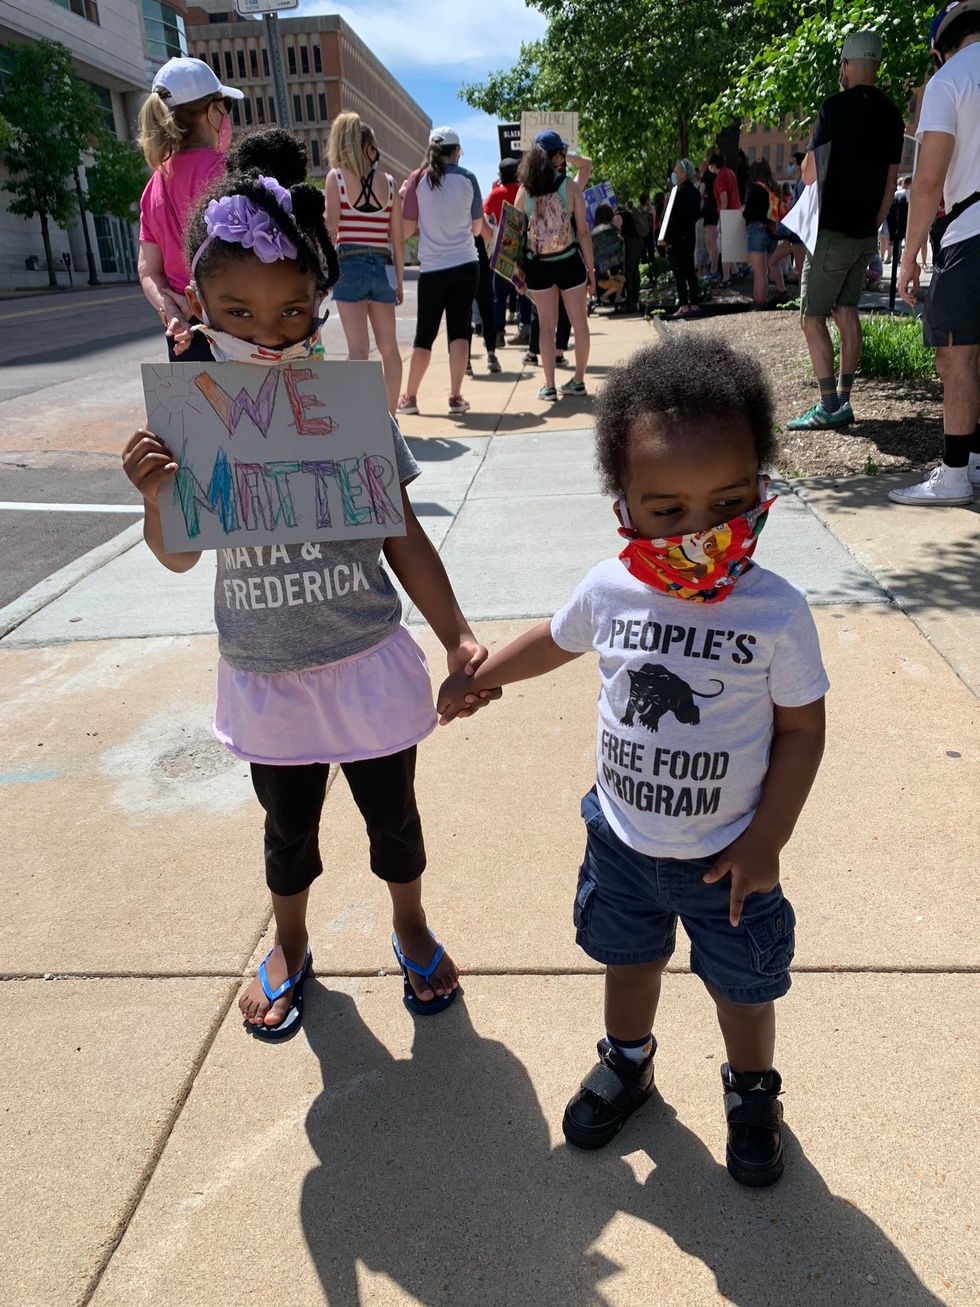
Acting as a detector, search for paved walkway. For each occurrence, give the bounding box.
[1,308,978,1307]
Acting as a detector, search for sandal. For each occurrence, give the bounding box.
[391,931,459,1016]
[562,1038,656,1149]
[249,946,313,1044]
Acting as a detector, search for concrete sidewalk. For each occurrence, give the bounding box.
[2,308,978,1307]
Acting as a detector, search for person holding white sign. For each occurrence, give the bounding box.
[123,166,496,1042]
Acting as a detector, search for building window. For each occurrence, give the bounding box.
[776,144,784,172]
[262,49,269,76]
[311,138,320,168]
[224,50,234,80]
[762,145,770,163]
[84,81,116,137]
[268,97,276,123]
[300,45,309,74]
[249,48,258,77]
[313,44,321,73]
[305,93,314,122]
[747,146,757,162]
[49,0,101,24]
[93,215,118,272]
[231,101,241,126]
[243,96,252,125]
[210,52,220,75]
[317,92,326,121]
[287,46,297,75]
[141,1,187,62]
[237,49,246,79]
[256,97,265,124]
[293,93,302,122]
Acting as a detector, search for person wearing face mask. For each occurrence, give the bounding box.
[659,160,702,319]
[137,57,243,362]
[787,32,905,432]
[437,335,828,1189]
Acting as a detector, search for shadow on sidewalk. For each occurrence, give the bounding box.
[300,986,942,1306]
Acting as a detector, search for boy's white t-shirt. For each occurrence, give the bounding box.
[551,559,829,860]
[915,42,980,247]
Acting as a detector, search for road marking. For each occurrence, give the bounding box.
[0,501,143,514]
[0,290,142,322]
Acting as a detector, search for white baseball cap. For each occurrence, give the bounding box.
[151,56,243,106]
[841,30,883,61]
[429,126,460,147]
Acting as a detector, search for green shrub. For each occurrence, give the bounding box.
[832,315,937,380]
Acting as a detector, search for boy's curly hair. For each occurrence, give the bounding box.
[594,337,776,494]
[186,131,339,293]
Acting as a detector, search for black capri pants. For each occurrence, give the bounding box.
[250,746,426,896]
[414,260,480,350]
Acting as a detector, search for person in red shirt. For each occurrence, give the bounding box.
[483,159,530,344]
[712,152,741,284]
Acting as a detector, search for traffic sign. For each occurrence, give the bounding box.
[234,0,299,16]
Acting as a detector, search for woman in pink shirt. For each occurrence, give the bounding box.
[137,57,243,360]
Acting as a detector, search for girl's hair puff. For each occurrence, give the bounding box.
[137,89,221,170]
[185,167,339,293]
[328,111,377,177]
[518,144,561,197]
[227,127,309,186]
[594,337,776,494]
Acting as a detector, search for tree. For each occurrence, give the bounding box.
[704,1,932,139]
[85,136,148,273]
[0,40,103,287]
[460,1,798,194]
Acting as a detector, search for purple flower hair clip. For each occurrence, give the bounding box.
[190,177,298,276]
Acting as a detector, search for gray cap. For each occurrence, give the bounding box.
[842,30,883,61]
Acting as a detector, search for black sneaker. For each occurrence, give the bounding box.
[562,1038,656,1150]
[722,1065,784,1187]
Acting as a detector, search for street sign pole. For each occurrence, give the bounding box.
[264,13,291,128]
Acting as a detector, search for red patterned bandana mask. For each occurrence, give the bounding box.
[616,484,777,603]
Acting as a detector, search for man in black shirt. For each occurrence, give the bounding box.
[787,31,905,431]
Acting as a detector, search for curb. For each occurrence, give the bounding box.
[0,521,145,641]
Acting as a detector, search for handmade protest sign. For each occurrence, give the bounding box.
[142,359,405,552]
[497,122,522,160]
[488,201,527,288]
[519,110,579,151]
[657,186,677,243]
[780,181,819,254]
[719,210,748,263]
[584,182,617,228]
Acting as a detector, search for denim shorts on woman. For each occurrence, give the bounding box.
[332,246,397,304]
[746,221,776,256]
[573,788,796,1003]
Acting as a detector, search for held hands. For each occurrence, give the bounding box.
[702,827,781,928]
[438,637,502,724]
[122,428,177,505]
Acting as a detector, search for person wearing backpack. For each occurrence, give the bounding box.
[515,131,595,402]
[743,159,786,308]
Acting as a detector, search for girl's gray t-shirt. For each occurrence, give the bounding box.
[213,424,419,674]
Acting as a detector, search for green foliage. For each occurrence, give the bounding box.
[833,314,937,380]
[704,1,933,137]
[460,1,798,195]
[85,136,147,223]
[0,113,11,152]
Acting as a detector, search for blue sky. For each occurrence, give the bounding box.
[297,0,547,194]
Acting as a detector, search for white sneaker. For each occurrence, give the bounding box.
[888,464,974,506]
[969,454,980,487]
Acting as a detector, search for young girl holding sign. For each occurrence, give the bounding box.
[123,143,495,1042]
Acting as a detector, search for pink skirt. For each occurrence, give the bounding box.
[213,625,437,765]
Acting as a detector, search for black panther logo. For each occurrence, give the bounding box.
[621,663,725,732]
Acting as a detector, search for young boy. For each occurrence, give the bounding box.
[438,337,828,1186]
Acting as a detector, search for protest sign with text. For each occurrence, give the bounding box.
[584,181,617,228]
[142,360,405,553]
[488,201,527,289]
[519,111,579,151]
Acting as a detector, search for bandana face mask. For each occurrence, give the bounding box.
[616,479,776,603]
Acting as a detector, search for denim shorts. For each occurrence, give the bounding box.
[573,789,796,1003]
[332,247,397,304]
[746,221,776,255]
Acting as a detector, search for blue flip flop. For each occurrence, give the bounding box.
[391,931,459,1016]
[249,946,313,1043]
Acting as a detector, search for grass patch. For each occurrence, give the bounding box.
[833,315,937,380]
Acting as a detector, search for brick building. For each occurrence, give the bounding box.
[184,4,430,181]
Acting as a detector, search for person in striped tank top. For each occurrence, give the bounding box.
[325,112,405,413]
